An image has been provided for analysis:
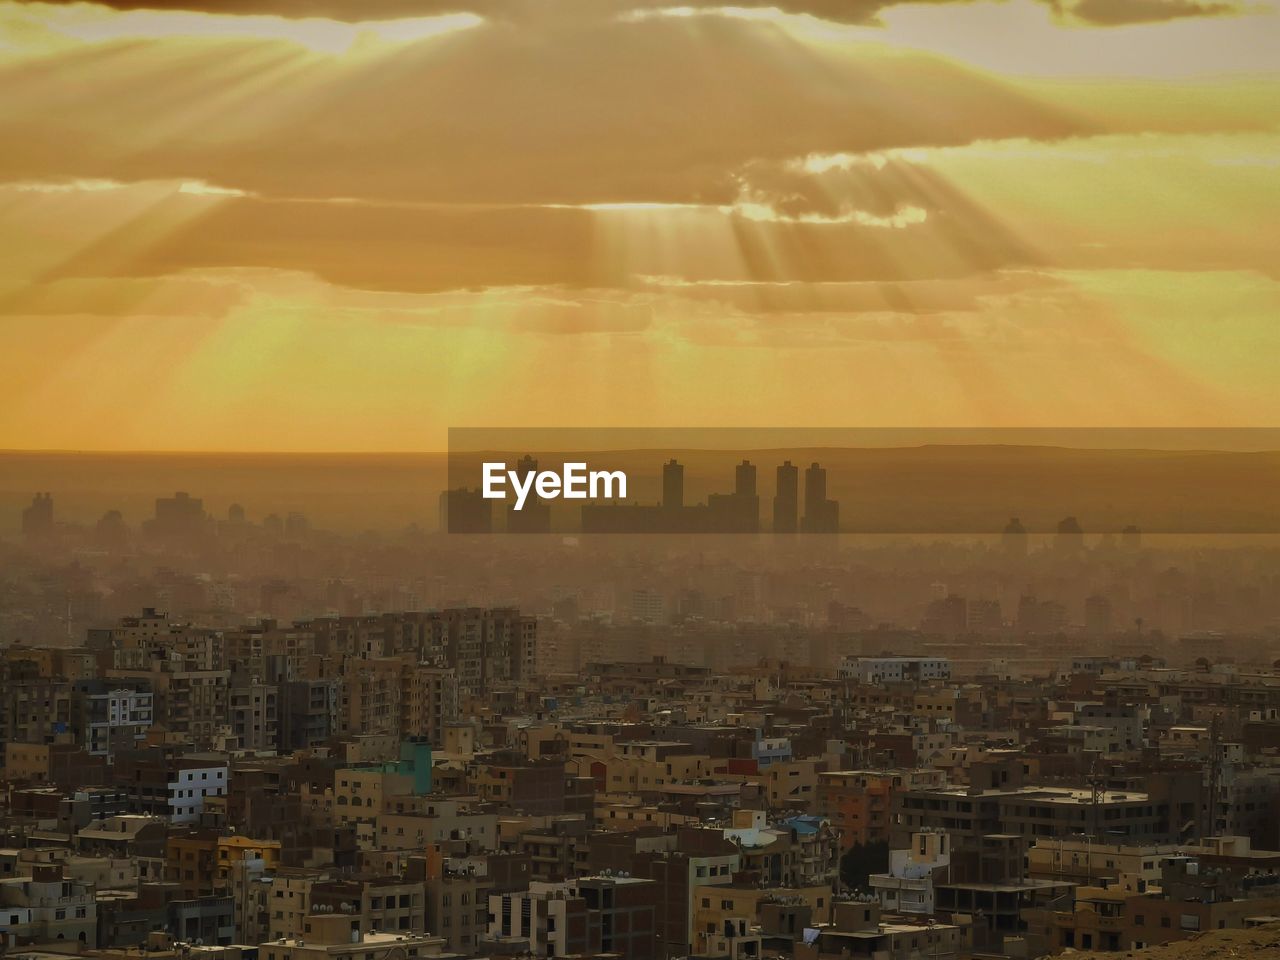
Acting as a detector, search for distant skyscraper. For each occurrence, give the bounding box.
[631,588,666,624]
[773,461,798,533]
[1002,517,1028,558]
[507,454,551,534]
[923,593,967,637]
[228,503,246,524]
[1055,516,1085,554]
[95,509,128,550]
[1018,594,1067,634]
[967,598,1004,633]
[662,459,684,511]
[21,492,54,540]
[440,488,492,534]
[707,459,760,532]
[802,462,838,534]
[151,491,205,540]
[805,461,826,508]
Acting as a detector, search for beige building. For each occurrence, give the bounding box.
[266,867,329,940]
[260,915,444,960]
[692,883,834,955]
[1027,838,1182,886]
[333,767,412,827]
[758,758,823,811]
[377,801,498,851]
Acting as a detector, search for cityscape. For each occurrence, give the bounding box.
[4,478,1280,960]
[3,0,1279,959]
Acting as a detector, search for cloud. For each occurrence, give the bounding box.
[16,0,1252,27]
[1044,0,1245,25]
[0,10,1096,210]
[634,270,1064,316]
[5,2,1269,216]
[11,0,913,26]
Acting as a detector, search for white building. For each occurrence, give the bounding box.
[838,657,952,684]
[168,763,228,824]
[868,831,951,915]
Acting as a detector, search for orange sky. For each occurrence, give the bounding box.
[0,0,1277,451]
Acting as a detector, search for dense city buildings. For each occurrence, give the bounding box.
[5,489,1280,960]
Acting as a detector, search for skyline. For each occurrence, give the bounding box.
[2,0,1278,450]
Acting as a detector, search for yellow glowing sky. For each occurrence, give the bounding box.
[0,0,1277,451]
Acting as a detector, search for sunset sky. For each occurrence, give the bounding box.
[0,0,1277,451]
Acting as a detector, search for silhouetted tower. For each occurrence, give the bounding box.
[706,459,760,533]
[228,503,246,524]
[805,462,827,509]
[773,461,798,533]
[802,462,838,533]
[1002,517,1028,558]
[95,509,128,550]
[662,459,684,511]
[508,454,551,534]
[512,454,535,479]
[153,491,204,540]
[21,493,54,540]
[440,488,492,534]
[1055,516,1085,555]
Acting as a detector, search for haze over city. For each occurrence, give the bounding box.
[3,4,1280,960]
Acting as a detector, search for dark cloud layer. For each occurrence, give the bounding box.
[17,0,1249,25]
[0,14,1091,206]
[1046,0,1242,25]
[18,0,917,25]
[17,177,1037,295]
